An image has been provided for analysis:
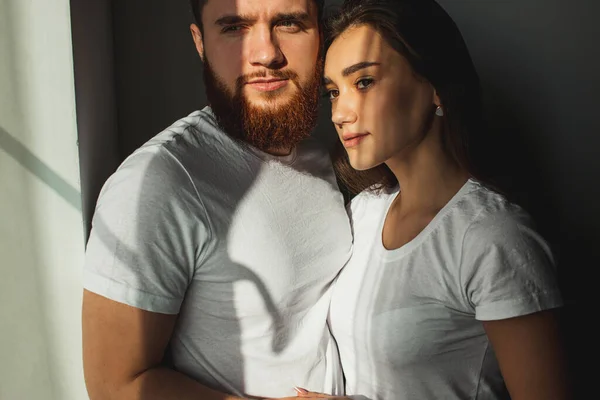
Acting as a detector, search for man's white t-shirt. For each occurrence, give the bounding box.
[83,108,353,398]
[329,179,562,400]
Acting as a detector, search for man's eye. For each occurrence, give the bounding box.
[277,20,302,32]
[221,25,244,33]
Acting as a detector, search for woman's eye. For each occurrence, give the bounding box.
[356,78,374,90]
[327,89,339,100]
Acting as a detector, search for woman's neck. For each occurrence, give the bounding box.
[385,128,470,216]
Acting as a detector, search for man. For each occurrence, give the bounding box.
[81,0,352,399]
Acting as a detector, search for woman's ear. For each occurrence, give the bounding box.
[433,90,442,108]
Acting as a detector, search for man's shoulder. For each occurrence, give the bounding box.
[141,107,224,153]
[117,107,233,179]
[100,110,218,202]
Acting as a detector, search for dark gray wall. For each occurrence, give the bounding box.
[111,0,206,159]
[78,0,589,390]
[71,0,120,239]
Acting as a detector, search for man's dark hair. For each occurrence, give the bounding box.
[189,0,325,31]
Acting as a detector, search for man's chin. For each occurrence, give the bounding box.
[244,92,296,111]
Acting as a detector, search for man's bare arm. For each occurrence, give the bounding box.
[82,290,243,400]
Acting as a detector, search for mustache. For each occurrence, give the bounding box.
[236,70,299,88]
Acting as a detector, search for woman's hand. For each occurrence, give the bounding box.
[257,387,351,400]
[293,387,350,399]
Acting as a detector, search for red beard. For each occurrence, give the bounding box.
[203,57,323,152]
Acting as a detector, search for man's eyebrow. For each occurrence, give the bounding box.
[272,12,311,23]
[214,14,256,26]
[342,61,381,77]
[215,12,311,26]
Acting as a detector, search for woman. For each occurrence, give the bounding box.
[297,0,571,399]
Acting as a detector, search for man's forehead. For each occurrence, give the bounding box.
[203,0,315,20]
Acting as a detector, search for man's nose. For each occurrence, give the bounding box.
[246,25,286,69]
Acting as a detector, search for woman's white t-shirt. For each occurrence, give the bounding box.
[330,179,563,400]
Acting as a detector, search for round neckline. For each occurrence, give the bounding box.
[376,179,479,261]
[245,143,298,165]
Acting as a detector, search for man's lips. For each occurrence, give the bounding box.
[246,78,289,92]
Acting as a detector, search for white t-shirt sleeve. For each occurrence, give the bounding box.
[460,207,563,321]
[83,148,210,314]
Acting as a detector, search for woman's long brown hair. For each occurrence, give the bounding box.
[326,0,484,195]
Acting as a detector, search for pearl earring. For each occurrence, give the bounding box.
[435,106,444,117]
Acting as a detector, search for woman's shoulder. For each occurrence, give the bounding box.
[455,180,551,259]
[456,181,560,320]
[461,180,535,235]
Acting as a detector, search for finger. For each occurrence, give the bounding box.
[294,387,311,397]
[301,392,333,398]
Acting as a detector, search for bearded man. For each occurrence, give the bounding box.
[81,1,352,400]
